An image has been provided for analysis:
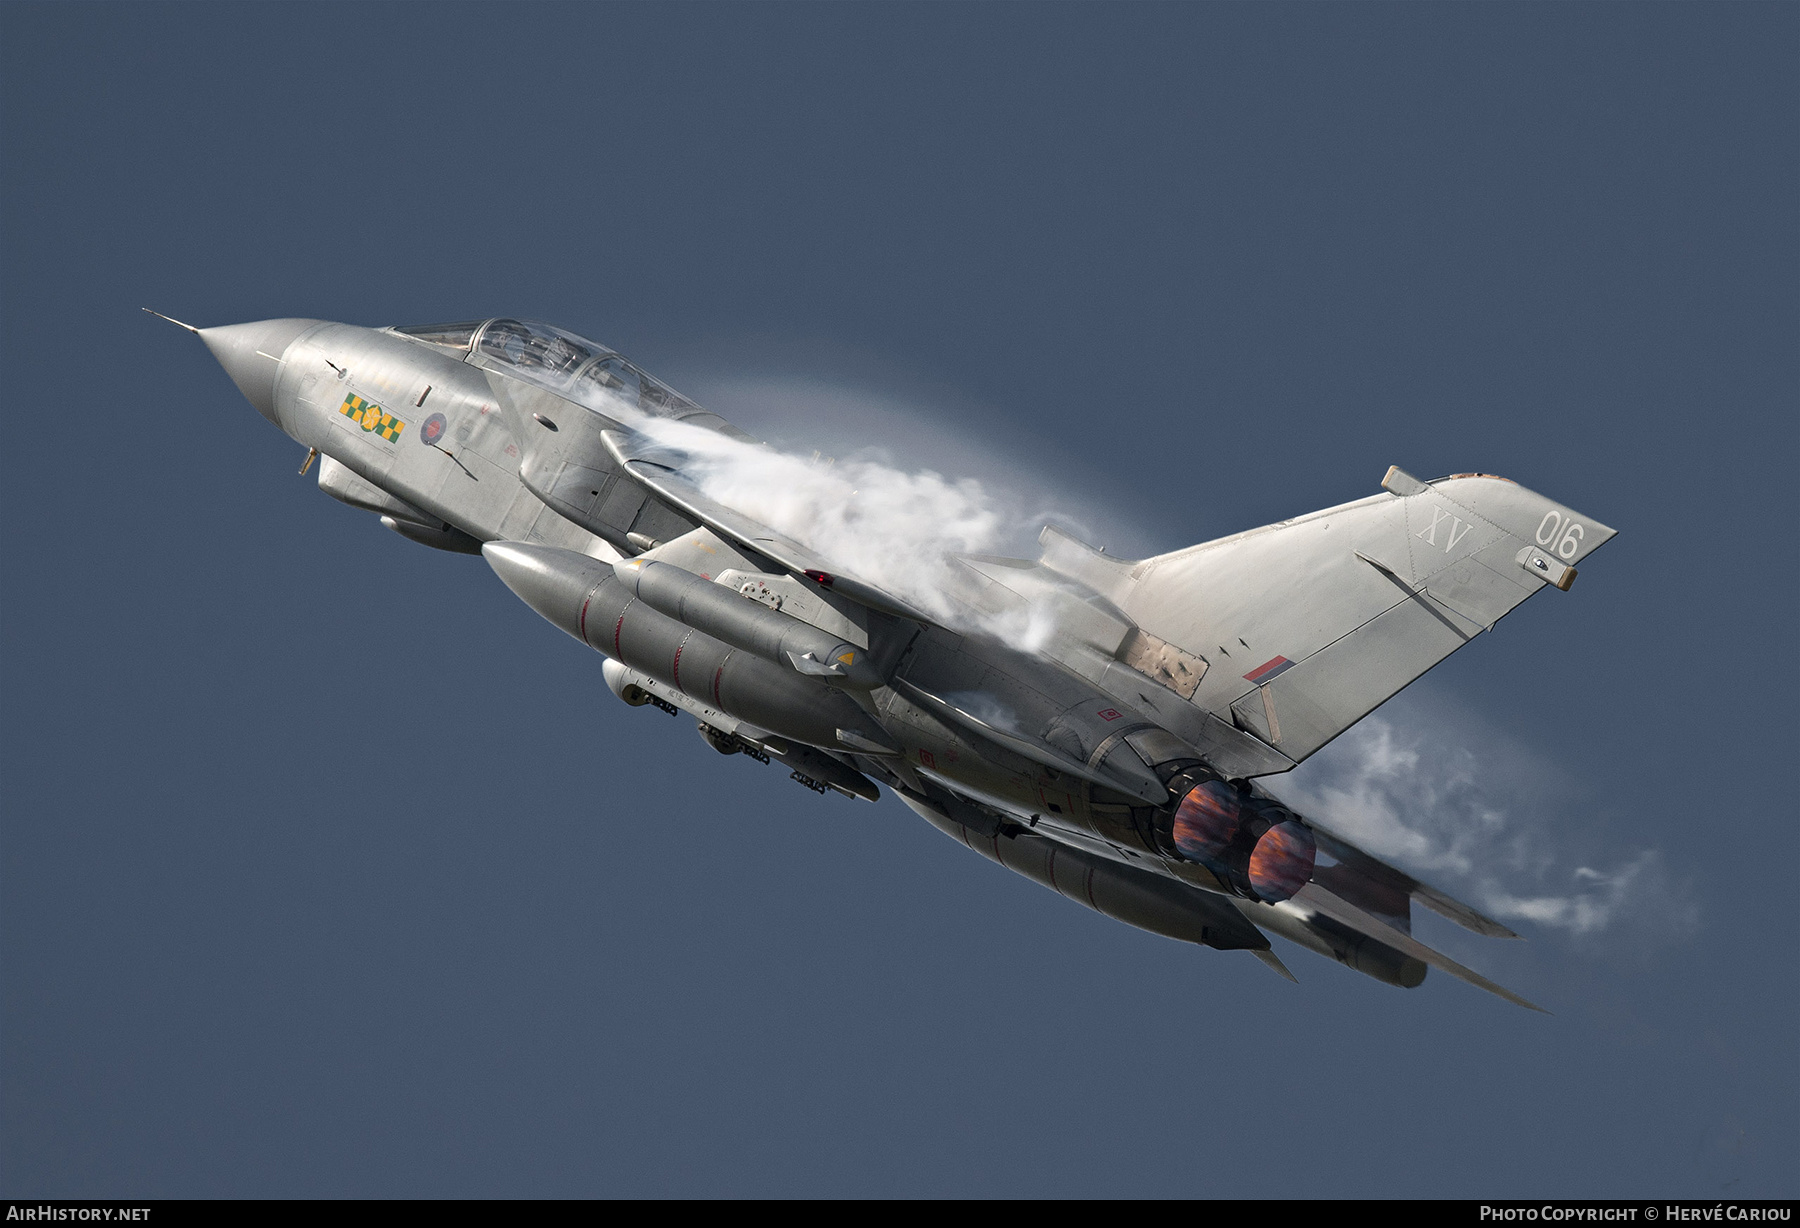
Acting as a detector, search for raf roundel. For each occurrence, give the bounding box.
[420,412,448,447]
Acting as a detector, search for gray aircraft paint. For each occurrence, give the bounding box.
[177,312,1618,1011]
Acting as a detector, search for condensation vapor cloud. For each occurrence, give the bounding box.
[606,395,1078,636]
[602,379,1685,940]
[1278,703,1697,939]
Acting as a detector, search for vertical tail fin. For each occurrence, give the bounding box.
[1048,469,1615,766]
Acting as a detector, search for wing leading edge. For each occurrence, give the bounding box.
[598,428,938,624]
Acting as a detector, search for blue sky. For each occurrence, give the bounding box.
[2,1,1794,1197]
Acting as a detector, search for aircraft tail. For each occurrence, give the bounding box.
[1041,468,1615,766]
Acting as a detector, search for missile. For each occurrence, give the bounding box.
[613,557,884,689]
[600,659,881,802]
[483,541,900,757]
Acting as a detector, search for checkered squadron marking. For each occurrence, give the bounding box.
[339,393,406,442]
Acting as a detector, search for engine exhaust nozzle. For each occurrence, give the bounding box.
[1169,779,1316,902]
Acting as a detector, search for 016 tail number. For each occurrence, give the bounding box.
[1536,511,1585,559]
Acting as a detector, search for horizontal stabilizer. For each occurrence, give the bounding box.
[1291,883,1545,1012]
[1307,818,1520,940]
[1412,880,1520,941]
[1251,946,1299,983]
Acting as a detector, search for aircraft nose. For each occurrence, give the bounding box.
[198,317,320,424]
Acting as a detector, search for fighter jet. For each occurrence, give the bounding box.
[160,311,1617,1010]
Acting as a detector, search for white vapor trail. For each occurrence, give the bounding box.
[607,397,1071,635]
[599,375,1682,940]
[1279,707,1696,938]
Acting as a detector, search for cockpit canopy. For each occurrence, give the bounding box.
[394,318,703,420]
[476,318,599,381]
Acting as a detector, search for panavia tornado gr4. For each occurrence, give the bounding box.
[161,310,1617,1010]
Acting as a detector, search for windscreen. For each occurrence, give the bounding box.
[394,321,484,351]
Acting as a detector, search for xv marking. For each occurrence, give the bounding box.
[1418,504,1474,552]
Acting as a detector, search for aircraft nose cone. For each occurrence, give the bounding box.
[198,317,321,424]
[482,541,613,643]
